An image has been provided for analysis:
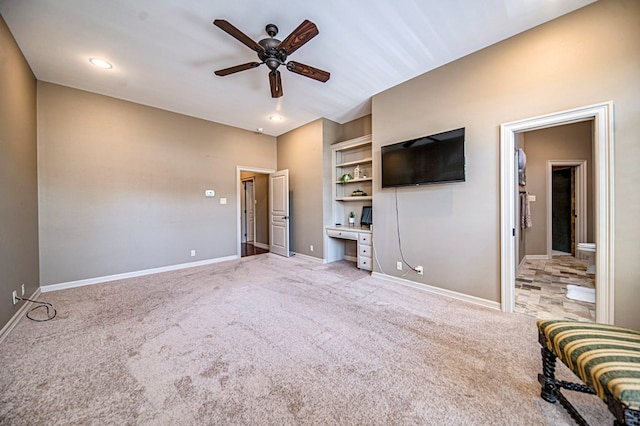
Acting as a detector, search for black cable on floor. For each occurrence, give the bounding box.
[15,297,57,322]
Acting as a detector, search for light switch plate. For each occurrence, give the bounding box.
[220,198,227,205]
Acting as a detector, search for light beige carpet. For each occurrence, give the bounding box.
[0,254,610,425]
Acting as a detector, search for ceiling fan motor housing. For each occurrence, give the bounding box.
[259,34,287,71]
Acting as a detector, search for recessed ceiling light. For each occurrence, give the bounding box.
[269,115,282,122]
[89,58,112,69]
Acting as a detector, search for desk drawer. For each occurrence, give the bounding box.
[358,244,371,257]
[358,233,371,244]
[357,256,372,271]
[326,229,358,240]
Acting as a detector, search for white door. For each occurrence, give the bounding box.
[269,169,289,257]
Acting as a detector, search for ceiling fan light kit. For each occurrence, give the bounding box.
[213,19,330,98]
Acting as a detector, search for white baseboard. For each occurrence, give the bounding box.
[525,254,550,260]
[291,252,325,263]
[344,255,357,263]
[0,288,42,344]
[253,242,269,250]
[372,272,500,311]
[40,255,239,293]
[518,256,527,271]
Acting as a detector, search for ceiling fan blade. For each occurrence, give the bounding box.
[286,61,330,83]
[214,62,262,76]
[213,19,264,53]
[269,70,283,98]
[276,20,319,56]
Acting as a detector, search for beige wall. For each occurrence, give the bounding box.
[342,115,372,141]
[37,82,277,285]
[0,15,39,327]
[523,121,594,256]
[372,0,640,328]
[276,116,369,259]
[276,119,325,258]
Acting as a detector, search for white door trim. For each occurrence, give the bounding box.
[241,177,256,243]
[236,166,275,258]
[500,102,614,324]
[546,160,587,257]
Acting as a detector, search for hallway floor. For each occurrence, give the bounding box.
[515,255,595,322]
[241,243,269,258]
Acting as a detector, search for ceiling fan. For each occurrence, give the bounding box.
[213,19,330,98]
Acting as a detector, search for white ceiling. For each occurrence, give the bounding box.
[0,0,595,136]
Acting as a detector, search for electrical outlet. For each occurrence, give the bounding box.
[416,265,424,275]
[310,245,314,252]
[12,290,17,305]
[190,249,196,257]
[21,284,25,296]
[397,261,402,271]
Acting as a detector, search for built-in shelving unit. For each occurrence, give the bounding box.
[326,134,373,271]
[332,135,373,219]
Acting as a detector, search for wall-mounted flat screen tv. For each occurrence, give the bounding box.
[381,127,465,188]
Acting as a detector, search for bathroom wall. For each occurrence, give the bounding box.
[523,121,594,256]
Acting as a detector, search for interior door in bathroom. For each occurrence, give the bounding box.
[551,166,573,255]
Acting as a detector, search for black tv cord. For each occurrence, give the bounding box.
[395,187,417,271]
[15,296,57,322]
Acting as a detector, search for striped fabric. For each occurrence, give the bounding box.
[537,320,640,410]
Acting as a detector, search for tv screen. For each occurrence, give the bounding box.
[381,127,465,188]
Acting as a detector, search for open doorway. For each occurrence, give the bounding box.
[237,167,274,258]
[515,126,594,322]
[500,102,614,324]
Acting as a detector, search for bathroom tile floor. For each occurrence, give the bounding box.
[515,255,595,322]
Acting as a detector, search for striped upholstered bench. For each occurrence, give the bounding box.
[537,320,640,426]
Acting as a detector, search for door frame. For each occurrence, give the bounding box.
[241,177,256,244]
[547,160,587,257]
[500,102,614,324]
[236,166,275,258]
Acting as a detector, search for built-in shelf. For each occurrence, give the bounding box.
[336,158,373,168]
[328,134,373,271]
[335,177,373,184]
[335,196,373,201]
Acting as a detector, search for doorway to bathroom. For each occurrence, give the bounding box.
[500,102,614,324]
[515,127,594,321]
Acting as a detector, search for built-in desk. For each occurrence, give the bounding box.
[325,226,372,271]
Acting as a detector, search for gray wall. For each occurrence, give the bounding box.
[342,115,372,142]
[37,82,277,285]
[0,15,39,327]
[276,119,325,258]
[276,116,370,260]
[372,0,640,328]
[523,121,594,256]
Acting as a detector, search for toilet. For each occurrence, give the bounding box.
[577,243,596,274]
